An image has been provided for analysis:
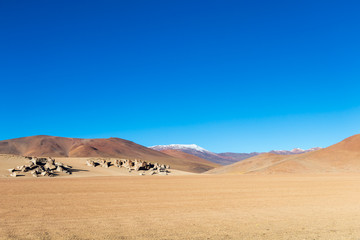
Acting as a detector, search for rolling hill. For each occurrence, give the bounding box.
[0,135,218,173]
[207,134,360,174]
[159,149,221,172]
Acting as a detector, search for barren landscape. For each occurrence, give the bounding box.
[2,134,360,239]
[2,0,358,238]
[1,173,360,240]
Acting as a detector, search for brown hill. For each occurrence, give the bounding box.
[0,135,217,173]
[160,150,221,172]
[206,153,289,174]
[207,134,360,174]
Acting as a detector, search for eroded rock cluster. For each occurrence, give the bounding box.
[86,158,170,175]
[8,157,72,177]
[86,159,111,168]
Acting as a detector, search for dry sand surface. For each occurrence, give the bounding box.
[2,174,360,240]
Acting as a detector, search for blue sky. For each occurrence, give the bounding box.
[1,0,360,152]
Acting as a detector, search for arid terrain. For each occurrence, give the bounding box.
[2,134,360,239]
[1,173,360,239]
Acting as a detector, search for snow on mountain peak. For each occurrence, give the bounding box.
[149,144,209,152]
[290,148,305,153]
[271,147,322,155]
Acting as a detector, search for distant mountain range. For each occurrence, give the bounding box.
[269,147,322,155]
[2,134,360,175]
[150,144,237,165]
[0,135,323,170]
[149,144,322,165]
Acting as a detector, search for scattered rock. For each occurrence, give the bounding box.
[8,157,72,178]
[87,158,171,175]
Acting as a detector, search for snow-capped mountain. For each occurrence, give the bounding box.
[150,144,209,153]
[150,144,322,165]
[270,147,322,155]
[150,144,236,165]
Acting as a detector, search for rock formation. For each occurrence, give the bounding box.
[86,158,171,175]
[8,157,72,178]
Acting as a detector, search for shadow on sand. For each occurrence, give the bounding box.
[70,168,89,173]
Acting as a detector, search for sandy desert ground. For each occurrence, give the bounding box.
[2,170,360,239]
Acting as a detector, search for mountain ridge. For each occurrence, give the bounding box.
[150,144,322,165]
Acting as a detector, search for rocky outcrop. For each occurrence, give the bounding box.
[8,157,72,177]
[87,158,170,175]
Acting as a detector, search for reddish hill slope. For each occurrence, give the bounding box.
[207,134,360,174]
[206,153,289,174]
[0,135,217,173]
[160,150,221,172]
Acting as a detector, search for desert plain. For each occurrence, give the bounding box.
[1,156,360,239]
[2,135,360,239]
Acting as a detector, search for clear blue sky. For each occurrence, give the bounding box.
[1,0,360,152]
